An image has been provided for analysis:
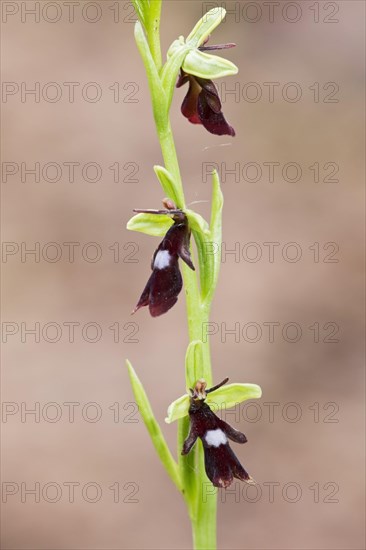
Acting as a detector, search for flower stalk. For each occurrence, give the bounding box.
[151,43,218,549]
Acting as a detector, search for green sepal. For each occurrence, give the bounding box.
[186,7,227,48]
[182,49,238,79]
[165,339,205,424]
[154,165,182,207]
[165,394,190,424]
[185,340,204,388]
[162,39,190,112]
[206,383,262,411]
[127,213,173,236]
[126,360,182,492]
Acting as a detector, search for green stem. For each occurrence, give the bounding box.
[136,6,218,548]
[193,447,217,550]
[158,115,217,550]
[145,0,162,71]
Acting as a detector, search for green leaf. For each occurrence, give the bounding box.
[206,383,262,411]
[182,49,238,79]
[127,213,173,236]
[165,394,190,424]
[126,360,182,492]
[186,7,227,48]
[185,340,204,388]
[154,165,181,206]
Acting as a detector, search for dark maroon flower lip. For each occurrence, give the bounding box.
[132,206,195,317]
[177,70,235,137]
[182,378,253,488]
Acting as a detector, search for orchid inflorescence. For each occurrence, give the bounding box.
[126,4,262,549]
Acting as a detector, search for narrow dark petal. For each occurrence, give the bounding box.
[217,417,247,444]
[176,71,190,88]
[195,77,221,113]
[178,226,195,270]
[133,208,182,215]
[181,77,201,124]
[182,426,199,455]
[197,91,235,136]
[178,245,195,270]
[199,43,236,51]
[206,378,229,394]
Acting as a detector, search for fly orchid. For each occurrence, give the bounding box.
[166,10,238,136]
[182,378,253,488]
[177,42,236,136]
[132,199,195,317]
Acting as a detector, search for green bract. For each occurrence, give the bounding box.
[126,360,182,491]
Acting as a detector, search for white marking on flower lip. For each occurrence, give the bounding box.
[154,250,171,269]
[204,429,227,447]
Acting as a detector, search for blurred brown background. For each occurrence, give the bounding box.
[1,1,365,549]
